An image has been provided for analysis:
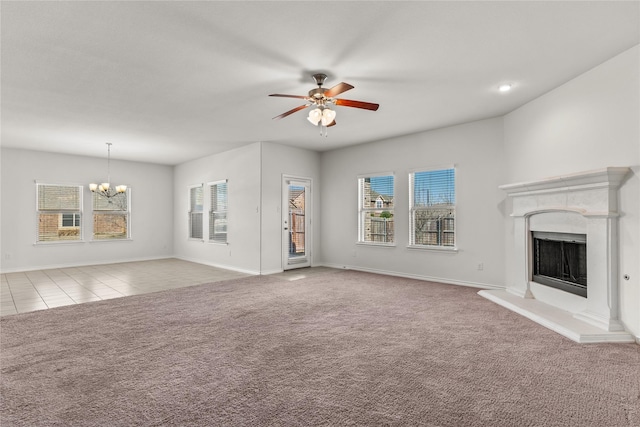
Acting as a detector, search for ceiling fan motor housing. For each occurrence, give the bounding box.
[312,73,328,87]
[308,87,327,100]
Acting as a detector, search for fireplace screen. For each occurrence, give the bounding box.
[532,232,587,298]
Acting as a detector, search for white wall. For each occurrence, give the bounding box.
[260,142,321,274]
[173,143,262,274]
[319,117,506,288]
[503,45,640,338]
[0,148,174,272]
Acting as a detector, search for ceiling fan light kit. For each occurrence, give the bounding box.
[270,73,379,136]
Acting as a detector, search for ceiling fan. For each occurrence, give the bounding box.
[269,73,379,131]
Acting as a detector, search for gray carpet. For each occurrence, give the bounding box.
[1,270,638,426]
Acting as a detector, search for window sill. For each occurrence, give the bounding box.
[90,238,133,243]
[34,240,85,246]
[207,241,229,245]
[356,242,396,248]
[407,245,458,253]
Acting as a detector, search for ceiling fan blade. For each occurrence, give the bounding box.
[269,94,309,100]
[324,82,354,98]
[327,120,337,127]
[334,98,379,111]
[272,104,309,120]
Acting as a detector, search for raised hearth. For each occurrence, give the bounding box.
[480,167,633,343]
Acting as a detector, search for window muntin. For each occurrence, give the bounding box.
[208,180,228,243]
[92,189,130,240]
[189,185,204,240]
[36,183,83,242]
[358,174,395,244]
[409,167,455,248]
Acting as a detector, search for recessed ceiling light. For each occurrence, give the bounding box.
[498,84,513,93]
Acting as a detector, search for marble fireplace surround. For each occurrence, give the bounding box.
[479,167,634,343]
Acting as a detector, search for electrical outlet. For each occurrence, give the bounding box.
[477,262,484,271]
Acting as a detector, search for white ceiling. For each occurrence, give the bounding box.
[2,1,639,165]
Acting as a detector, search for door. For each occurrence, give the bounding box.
[282,176,311,270]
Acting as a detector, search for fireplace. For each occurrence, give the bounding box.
[532,232,587,298]
[478,167,633,343]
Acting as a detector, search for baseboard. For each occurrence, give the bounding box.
[0,255,173,274]
[318,262,504,290]
[174,256,260,276]
[260,268,284,275]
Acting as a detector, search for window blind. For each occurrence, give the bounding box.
[92,190,130,240]
[209,181,228,243]
[36,183,82,242]
[189,185,204,240]
[358,174,395,244]
[409,168,455,247]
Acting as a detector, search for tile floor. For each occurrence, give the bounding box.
[0,258,250,317]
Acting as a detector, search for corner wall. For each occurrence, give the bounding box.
[0,148,174,272]
[260,142,321,274]
[503,45,640,338]
[319,117,506,288]
[173,143,262,274]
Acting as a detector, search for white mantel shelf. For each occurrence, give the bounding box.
[485,166,634,344]
[499,167,631,197]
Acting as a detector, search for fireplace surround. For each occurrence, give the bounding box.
[479,167,633,343]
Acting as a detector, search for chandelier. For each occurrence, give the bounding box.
[89,143,126,198]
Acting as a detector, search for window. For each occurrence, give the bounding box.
[409,167,455,248]
[36,183,83,242]
[189,185,204,240]
[62,213,80,227]
[358,174,394,244]
[93,189,130,240]
[208,180,228,243]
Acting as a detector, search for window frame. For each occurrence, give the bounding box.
[408,166,457,252]
[188,184,204,241]
[35,183,84,244]
[357,172,395,246]
[91,188,131,241]
[208,179,228,244]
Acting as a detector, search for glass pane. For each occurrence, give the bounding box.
[412,209,455,246]
[362,211,394,243]
[93,213,128,240]
[361,175,394,210]
[93,191,127,211]
[190,186,203,212]
[209,212,227,242]
[211,182,228,212]
[38,213,81,241]
[288,185,305,257]
[413,169,455,207]
[190,212,203,239]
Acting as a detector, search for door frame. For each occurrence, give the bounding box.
[282,175,312,270]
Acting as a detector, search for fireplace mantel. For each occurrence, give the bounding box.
[480,167,634,343]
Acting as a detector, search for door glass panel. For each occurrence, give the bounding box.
[288,185,306,261]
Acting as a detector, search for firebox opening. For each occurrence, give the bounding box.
[532,232,587,298]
